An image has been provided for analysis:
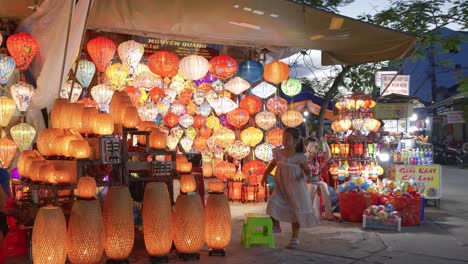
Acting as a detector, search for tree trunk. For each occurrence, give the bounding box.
[317,65,352,137]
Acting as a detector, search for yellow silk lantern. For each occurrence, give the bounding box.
[213,127,235,149]
[206,115,220,129]
[180,174,197,193]
[0,95,16,128]
[77,176,97,198]
[105,63,129,90]
[0,137,17,169]
[205,192,231,253]
[32,206,67,264]
[240,127,263,147]
[173,194,205,254]
[281,110,303,128]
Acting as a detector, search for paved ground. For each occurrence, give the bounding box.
[5,165,468,263]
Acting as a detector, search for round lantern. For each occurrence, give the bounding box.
[105,63,129,90]
[206,115,220,129]
[69,140,91,159]
[266,128,283,147]
[6,32,39,70]
[240,127,263,147]
[364,118,381,132]
[179,55,209,81]
[281,78,302,97]
[149,87,165,103]
[205,191,231,253]
[76,59,96,88]
[255,143,275,162]
[193,90,206,106]
[266,96,288,115]
[281,110,303,128]
[255,111,276,130]
[252,81,277,99]
[179,114,194,128]
[122,86,142,107]
[238,60,263,84]
[118,40,144,73]
[163,112,179,128]
[148,51,179,77]
[103,186,134,261]
[143,182,173,257]
[92,113,114,135]
[178,88,194,105]
[224,77,250,95]
[170,101,186,116]
[209,55,237,80]
[67,199,104,264]
[213,161,236,181]
[9,81,35,113]
[242,160,266,176]
[173,194,205,254]
[263,61,289,84]
[10,122,36,151]
[0,137,17,168]
[239,95,262,115]
[0,95,16,127]
[122,106,140,128]
[77,176,97,198]
[213,127,235,148]
[91,84,114,112]
[331,120,341,132]
[197,103,212,117]
[180,174,197,193]
[227,140,250,159]
[338,119,352,132]
[32,206,67,264]
[60,80,83,103]
[0,55,16,85]
[226,108,250,128]
[86,36,116,73]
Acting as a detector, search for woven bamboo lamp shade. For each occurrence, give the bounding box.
[180,174,196,193]
[80,107,99,135]
[56,134,82,157]
[103,186,134,260]
[208,180,225,193]
[205,192,231,252]
[50,98,69,128]
[202,162,213,178]
[173,194,205,254]
[17,150,37,177]
[69,140,91,159]
[54,169,73,184]
[77,176,97,198]
[21,156,43,179]
[32,206,67,264]
[92,113,114,135]
[67,199,104,264]
[37,128,65,156]
[122,106,140,128]
[137,121,158,145]
[38,164,55,183]
[29,160,47,182]
[143,182,173,257]
[177,162,192,174]
[149,128,167,149]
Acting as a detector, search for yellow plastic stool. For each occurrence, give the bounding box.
[241,213,275,248]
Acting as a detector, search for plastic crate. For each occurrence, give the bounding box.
[339,192,380,222]
[363,215,401,232]
[381,195,422,226]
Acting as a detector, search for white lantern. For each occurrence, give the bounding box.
[197,103,212,117]
[180,136,194,153]
[133,71,163,91]
[118,40,145,74]
[224,77,250,95]
[60,80,83,103]
[138,101,159,121]
[10,81,35,113]
[210,97,237,116]
[193,90,206,105]
[251,81,277,99]
[91,84,114,112]
[179,114,194,128]
[179,55,209,81]
[170,101,186,116]
[75,59,96,88]
[255,143,275,162]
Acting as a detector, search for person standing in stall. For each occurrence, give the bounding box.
[261,128,319,249]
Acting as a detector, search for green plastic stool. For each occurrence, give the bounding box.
[241,213,275,248]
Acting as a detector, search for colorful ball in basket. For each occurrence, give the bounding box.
[209,55,237,80]
[263,61,289,84]
[238,60,263,84]
[148,51,179,77]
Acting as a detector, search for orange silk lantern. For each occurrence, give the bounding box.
[193,114,206,129]
[177,162,193,174]
[226,108,250,128]
[198,126,212,139]
[193,137,207,152]
[86,36,116,73]
[209,55,237,80]
[263,61,289,84]
[147,51,179,77]
[0,137,17,168]
[213,161,236,181]
[239,95,262,115]
[80,107,99,135]
[149,87,165,103]
[266,128,283,147]
[281,110,303,128]
[163,112,179,128]
[178,89,193,105]
[122,86,142,107]
[267,96,288,115]
[242,160,266,176]
[6,32,39,70]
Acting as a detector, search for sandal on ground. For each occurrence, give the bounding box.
[286,238,300,249]
[322,214,343,223]
[273,225,282,233]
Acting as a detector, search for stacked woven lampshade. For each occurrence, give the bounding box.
[205,180,231,256]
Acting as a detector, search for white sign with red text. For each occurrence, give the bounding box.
[381,74,410,96]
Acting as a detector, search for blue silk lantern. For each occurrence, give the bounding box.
[76,59,96,88]
[0,55,16,85]
[238,60,263,84]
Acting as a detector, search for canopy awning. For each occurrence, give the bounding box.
[1,0,417,65]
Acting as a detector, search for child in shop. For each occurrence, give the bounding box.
[305,137,341,221]
[261,128,319,249]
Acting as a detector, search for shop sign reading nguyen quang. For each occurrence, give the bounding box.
[133,36,221,59]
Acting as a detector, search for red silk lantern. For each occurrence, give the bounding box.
[226,108,249,128]
[266,96,288,115]
[122,86,142,107]
[213,161,236,181]
[178,89,193,105]
[6,32,39,70]
[209,55,237,80]
[193,114,206,129]
[239,95,262,115]
[242,160,266,176]
[263,61,289,84]
[267,128,283,147]
[163,112,179,128]
[147,51,179,77]
[86,37,116,73]
[149,87,165,103]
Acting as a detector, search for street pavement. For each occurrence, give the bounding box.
[5,165,468,263]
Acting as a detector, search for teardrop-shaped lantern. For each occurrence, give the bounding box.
[0,95,16,127]
[6,32,39,70]
[105,63,129,90]
[179,55,209,81]
[0,55,16,85]
[10,122,36,151]
[91,84,114,112]
[87,36,116,73]
[224,77,250,95]
[118,40,144,74]
[10,81,34,113]
[227,140,250,159]
[0,137,18,168]
[60,80,83,103]
[255,143,275,162]
[148,51,179,78]
[75,59,96,88]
